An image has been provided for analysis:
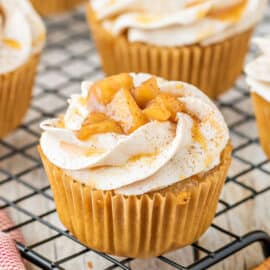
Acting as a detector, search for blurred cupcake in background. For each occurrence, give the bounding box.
[245,37,270,159]
[0,0,45,138]
[31,0,85,16]
[87,0,266,99]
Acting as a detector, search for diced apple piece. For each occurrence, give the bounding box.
[83,112,108,125]
[107,88,147,134]
[143,97,171,121]
[132,77,160,107]
[77,113,123,141]
[89,73,133,105]
[143,93,184,122]
[156,93,184,121]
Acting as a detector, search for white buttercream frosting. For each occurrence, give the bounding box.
[0,0,45,74]
[245,37,270,103]
[90,0,266,47]
[40,73,230,195]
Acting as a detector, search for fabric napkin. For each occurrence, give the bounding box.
[0,210,26,270]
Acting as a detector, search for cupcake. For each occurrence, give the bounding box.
[30,0,85,16]
[0,0,45,138]
[245,37,270,159]
[87,0,266,99]
[39,73,232,258]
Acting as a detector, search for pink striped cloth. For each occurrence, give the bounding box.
[0,211,26,270]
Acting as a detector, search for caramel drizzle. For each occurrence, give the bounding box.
[90,152,159,171]
[0,4,22,50]
[2,38,21,49]
[208,0,247,22]
[128,152,159,163]
[185,0,247,22]
[0,5,5,25]
[185,0,208,8]
[60,141,105,156]
[191,121,208,152]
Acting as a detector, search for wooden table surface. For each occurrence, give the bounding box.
[0,4,270,270]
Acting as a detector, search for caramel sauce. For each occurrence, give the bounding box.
[191,121,208,151]
[60,141,104,156]
[207,117,223,147]
[208,0,247,22]
[136,14,161,24]
[90,152,158,171]
[185,0,207,8]
[196,9,208,19]
[186,0,247,22]
[128,152,158,163]
[175,83,184,90]
[2,38,21,50]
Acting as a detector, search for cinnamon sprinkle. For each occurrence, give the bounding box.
[0,5,5,25]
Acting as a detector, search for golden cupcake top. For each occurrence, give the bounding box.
[90,0,266,46]
[40,73,229,195]
[0,0,45,74]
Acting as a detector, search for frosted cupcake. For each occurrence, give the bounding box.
[87,0,266,99]
[39,73,231,258]
[245,37,270,159]
[30,0,85,16]
[0,0,45,138]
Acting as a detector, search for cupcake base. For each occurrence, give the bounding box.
[39,143,232,258]
[86,4,253,99]
[31,0,85,16]
[0,54,40,139]
[252,93,270,159]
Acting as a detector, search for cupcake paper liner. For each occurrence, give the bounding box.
[31,0,85,16]
[0,54,40,139]
[252,93,270,159]
[39,143,232,258]
[86,4,253,99]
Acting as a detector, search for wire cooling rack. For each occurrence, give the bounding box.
[1,5,270,270]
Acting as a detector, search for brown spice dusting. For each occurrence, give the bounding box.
[87,261,93,269]
[0,5,5,25]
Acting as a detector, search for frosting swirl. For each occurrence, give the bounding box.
[90,0,266,47]
[40,73,229,195]
[0,0,45,74]
[245,37,270,102]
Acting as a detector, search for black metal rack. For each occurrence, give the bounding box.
[0,6,270,270]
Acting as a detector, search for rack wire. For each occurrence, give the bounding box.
[0,5,270,270]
